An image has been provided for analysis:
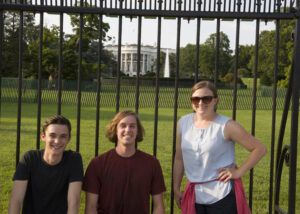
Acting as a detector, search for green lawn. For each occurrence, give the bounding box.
[0,102,299,214]
[1,85,288,110]
[241,77,261,89]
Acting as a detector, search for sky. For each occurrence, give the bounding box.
[38,13,276,51]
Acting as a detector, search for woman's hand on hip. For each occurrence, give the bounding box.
[217,164,240,182]
[174,189,183,209]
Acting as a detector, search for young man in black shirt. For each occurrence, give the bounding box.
[8,115,83,214]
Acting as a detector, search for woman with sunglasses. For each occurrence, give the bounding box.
[173,80,267,214]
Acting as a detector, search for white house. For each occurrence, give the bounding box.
[105,44,175,77]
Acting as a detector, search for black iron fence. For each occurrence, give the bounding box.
[2,77,289,109]
[0,0,299,214]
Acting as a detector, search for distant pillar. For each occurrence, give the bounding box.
[142,54,146,74]
[124,53,128,73]
[164,49,170,78]
[130,53,133,76]
[120,53,123,71]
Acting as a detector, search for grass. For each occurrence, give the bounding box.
[0,102,299,214]
[1,85,288,110]
[241,77,261,89]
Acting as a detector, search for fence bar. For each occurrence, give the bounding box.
[57,11,63,115]
[0,7,3,120]
[274,60,293,214]
[116,14,122,113]
[76,11,83,152]
[288,13,300,214]
[16,10,24,167]
[153,15,161,157]
[214,18,220,86]
[232,17,240,120]
[268,18,279,214]
[94,14,103,157]
[170,16,181,214]
[249,18,260,210]
[194,17,200,83]
[275,145,290,214]
[135,15,142,113]
[36,11,43,150]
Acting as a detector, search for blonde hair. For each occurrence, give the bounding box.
[105,110,145,143]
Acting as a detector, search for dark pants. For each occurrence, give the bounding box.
[195,187,237,214]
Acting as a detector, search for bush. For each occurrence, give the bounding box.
[260,73,272,86]
[221,73,247,89]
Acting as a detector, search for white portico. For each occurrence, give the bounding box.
[105,44,174,77]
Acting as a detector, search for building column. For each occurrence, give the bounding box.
[146,54,149,73]
[130,53,133,76]
[120,53,123,72]
[124,53,128,73]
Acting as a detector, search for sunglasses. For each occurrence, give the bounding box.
[190,96,215,104]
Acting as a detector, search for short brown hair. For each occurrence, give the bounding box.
[42,115,71,136]
[105,110,145,144]
[190,80,218,98]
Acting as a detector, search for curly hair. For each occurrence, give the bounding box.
[105,110,145,144]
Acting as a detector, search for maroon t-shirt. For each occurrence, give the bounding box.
[83,149,166,214]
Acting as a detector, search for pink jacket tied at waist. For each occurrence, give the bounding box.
[181,178,251,214]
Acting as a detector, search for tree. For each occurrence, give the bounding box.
[61,13,112,80]
[179,32,233,79]
[220,72,246,88]
[247,19,295,87]
[179,44,197,78]
[202,32,233,78]
[2,11,35,77]
[277,19,295,87]
[229,45,253,77]
[83,41,117,78]
[25,26,60,80]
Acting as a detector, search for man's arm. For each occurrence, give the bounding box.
[85,192,99,214]
[8,180,28,214]
[67,181,82,214]
[152,193,165,214]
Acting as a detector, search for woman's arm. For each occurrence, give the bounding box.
[173,123,185,209]
[219,120,267,182]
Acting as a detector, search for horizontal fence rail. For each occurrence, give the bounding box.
[0,0,297,13]
[0,0,299,19]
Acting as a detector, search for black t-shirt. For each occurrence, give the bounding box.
[13,150,83,214]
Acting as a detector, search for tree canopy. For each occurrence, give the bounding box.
[2,14,296,87]
[2,12,115,81]
[179,32,233,79]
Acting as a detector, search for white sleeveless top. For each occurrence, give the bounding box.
[179,113,235,204]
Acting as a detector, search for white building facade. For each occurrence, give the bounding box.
[105,44,175,77]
